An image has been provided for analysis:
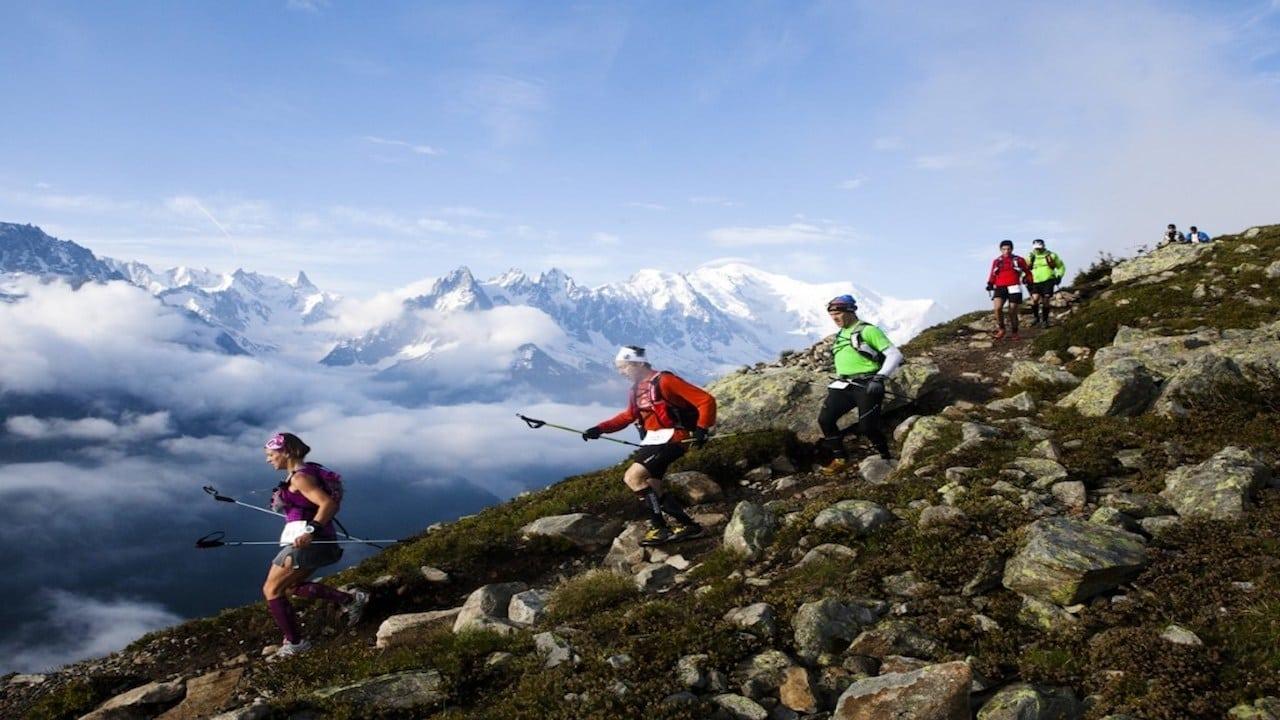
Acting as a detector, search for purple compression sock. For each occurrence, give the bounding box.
[293,582,352,605]
[267,597,301,644]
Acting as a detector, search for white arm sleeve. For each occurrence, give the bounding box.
[878,346,904,378]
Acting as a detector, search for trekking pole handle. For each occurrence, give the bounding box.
[517,413,547,429]
[203,486,236,503]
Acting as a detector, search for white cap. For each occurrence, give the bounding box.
[615,345,647,364]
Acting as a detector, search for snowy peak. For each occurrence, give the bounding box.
[407,266,493,312]
[0,222,124,283]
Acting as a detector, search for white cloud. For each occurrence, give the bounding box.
[708,220,858,247]
[0,591,181,673]
[872,136,904,151]
[592,232,621,246]
[361,135,442,156]
[626,202,668,211]
[464,74,549,145]
[5,412,172,443]
[285,0,328,12]
[914,135,1040,170]
[837,176,866,190]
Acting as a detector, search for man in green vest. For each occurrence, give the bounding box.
[818,295,904,475]
[1027,238,1066,327]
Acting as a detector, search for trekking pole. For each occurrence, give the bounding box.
[194,530,399,549]
[516,413,644,448]
[202,486,390,550]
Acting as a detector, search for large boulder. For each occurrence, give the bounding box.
[977,683,1082,720]
[793,598,872,663]
[453,582,527,633]
[156,669,245,720]
[377,608,463,649]
[519,513,619,551]
[1110,243,1212,284]
[813,500,893,536]
[723,603,778,639]
[1009,362,1082,392]
[833,661,971,719]
[313,671,446,711]
[1152,353,1247,417]
[665,471,724,504]
[82,681,186,720]
[1056,359,1158,417]
[1160,446,1272,520]
[707,359,942,441]
[899,416,956,468]
[508,589,551,625]
[1003,517,1148,605]
[724,501,779,561]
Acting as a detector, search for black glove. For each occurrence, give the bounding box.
[582,426,603,441]
[985,283,994,292]
[865,374,886,399]
[692,427,709,449]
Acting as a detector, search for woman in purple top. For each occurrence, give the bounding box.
[261,432,368,661]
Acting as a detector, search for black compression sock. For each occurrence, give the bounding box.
[636,488,667,526]
[659,493,696,526]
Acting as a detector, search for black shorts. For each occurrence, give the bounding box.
[1029,280,1056,296]
[629,443,687,479]
[993,286,1023,303]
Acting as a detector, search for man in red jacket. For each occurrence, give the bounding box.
[583,346,717,546]
[986,239,1034,340]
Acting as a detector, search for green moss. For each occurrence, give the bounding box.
[546,569,639,624]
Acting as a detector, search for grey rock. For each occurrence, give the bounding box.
[81,680,186,720]
[666,471,724,504]
[713,693,770,720]
[1017,595,1079,633]
[859,456,898,484]
[734,649,797,698]
[1160,446,1272,520]
[976,682,1082,719]
[313,671,446,711]
[1057,359,1159,417]
[793,598,872,663]
[376,607,463,649]
[918,505,967,530]
[453,582,527,633]
[508,589,551,625]
[634,562,679,592]
[1009,361,1082,391]
[798,543,858,567]
[207,700,270,720]
[534,631,579,669]
[1101,493,1174,519]
[725,501,780,561]
[988,391,1038,414]
[724,603,778,639]
[1003,517,1148,605]
[1087,507,1140,533]
[1139,516,1182,536]
[1153,353,1247,417]
[603,521,649,573]
[882,571,939,599]
[832,661,971,719]
[899,416,956,468]
[1009,458,1069,488]
[1160,624,1203,646]
[813,500,892,536]
[677,654,713,689]
[847,619,944,660]
[519,513,620,551]
[1050,482,1087,513]
[1110,242,1211,283]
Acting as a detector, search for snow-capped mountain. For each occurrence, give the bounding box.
[0,223,124,284]
[323,262,944,390]
[105,259,339,354]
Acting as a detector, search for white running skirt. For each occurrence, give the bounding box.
[279,520,310,546]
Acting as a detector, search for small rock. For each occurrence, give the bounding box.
[859,456,898,484]
[508,589,551,625]
[667,471,725,504]
[724,502,780,561]
[797,543,858,567]
[724,603,778,639]
[453,582,527,633]
[1050,481,1087,513]
[813,500,892,535]
[793,598,873,663]
[634,563,679,592]
[832,661,971,719]
[1160,624,1203,646]
[420,566,450,583]
[713,693,770,720]
[313,671,447,711]
[534,631,579,669]
[919,505,967,530]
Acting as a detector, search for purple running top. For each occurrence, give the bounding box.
[275,468,336,537]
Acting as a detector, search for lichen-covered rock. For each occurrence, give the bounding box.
[724,501,780,560]
[313,671,446,711]
[377,608,463,649]
[988,391,1037,414]
[899,416,956,468]
[1003,517,1148,605]
[453,582,527,633]
[724,603,778,639]
[1152,353,1248,417]
[833,661,971,719]
[1228,697,1280,719]
[797,543,858,567]
[519,513,620,550]
[859,456,897,484]
[1009,361,1082,392]
[918,505,967,530]
[1057,359,1159,417]
[82,680,186,720]
[847,620,944,660]
[1160,446,1272,520]
[734,649,797,698]
[676,654,713,689]
[976,682,1082,720]
[1017,595,1078,633]
[813,500,892,535]
[712,693,770,720]
[1050,481,1087,513]
[1009,458,1069,488]
[665,471,724,504]
[1110,242,1212,283]
[793,598,872,663]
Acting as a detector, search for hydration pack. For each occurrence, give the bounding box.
[271,462,345,512]
[629,371,701,438]
[833,322,886,368]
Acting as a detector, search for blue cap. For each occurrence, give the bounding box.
[827,294,857,310]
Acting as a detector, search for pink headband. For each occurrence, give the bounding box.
[264,433,287,451]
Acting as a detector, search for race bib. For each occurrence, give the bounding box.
[279,520,309,546]
[641,428,676,446]
[827,380,851,390]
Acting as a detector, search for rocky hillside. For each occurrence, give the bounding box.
[5,226,1280,720]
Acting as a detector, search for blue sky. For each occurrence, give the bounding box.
[2,0,1279,305]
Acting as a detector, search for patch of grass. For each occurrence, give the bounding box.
[546,569,639,624]
[23,676,139,720]
[901,310,989,355]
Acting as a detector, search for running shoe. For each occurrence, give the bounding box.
[267,638,312,662]
[640,526,673,546]
[344,589,370,627]
[819,457,850,475]
[670,523,705,542]
[993,328,1006,339]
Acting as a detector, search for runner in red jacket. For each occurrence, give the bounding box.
[985,239,1034,340]
[582,346,716,546]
